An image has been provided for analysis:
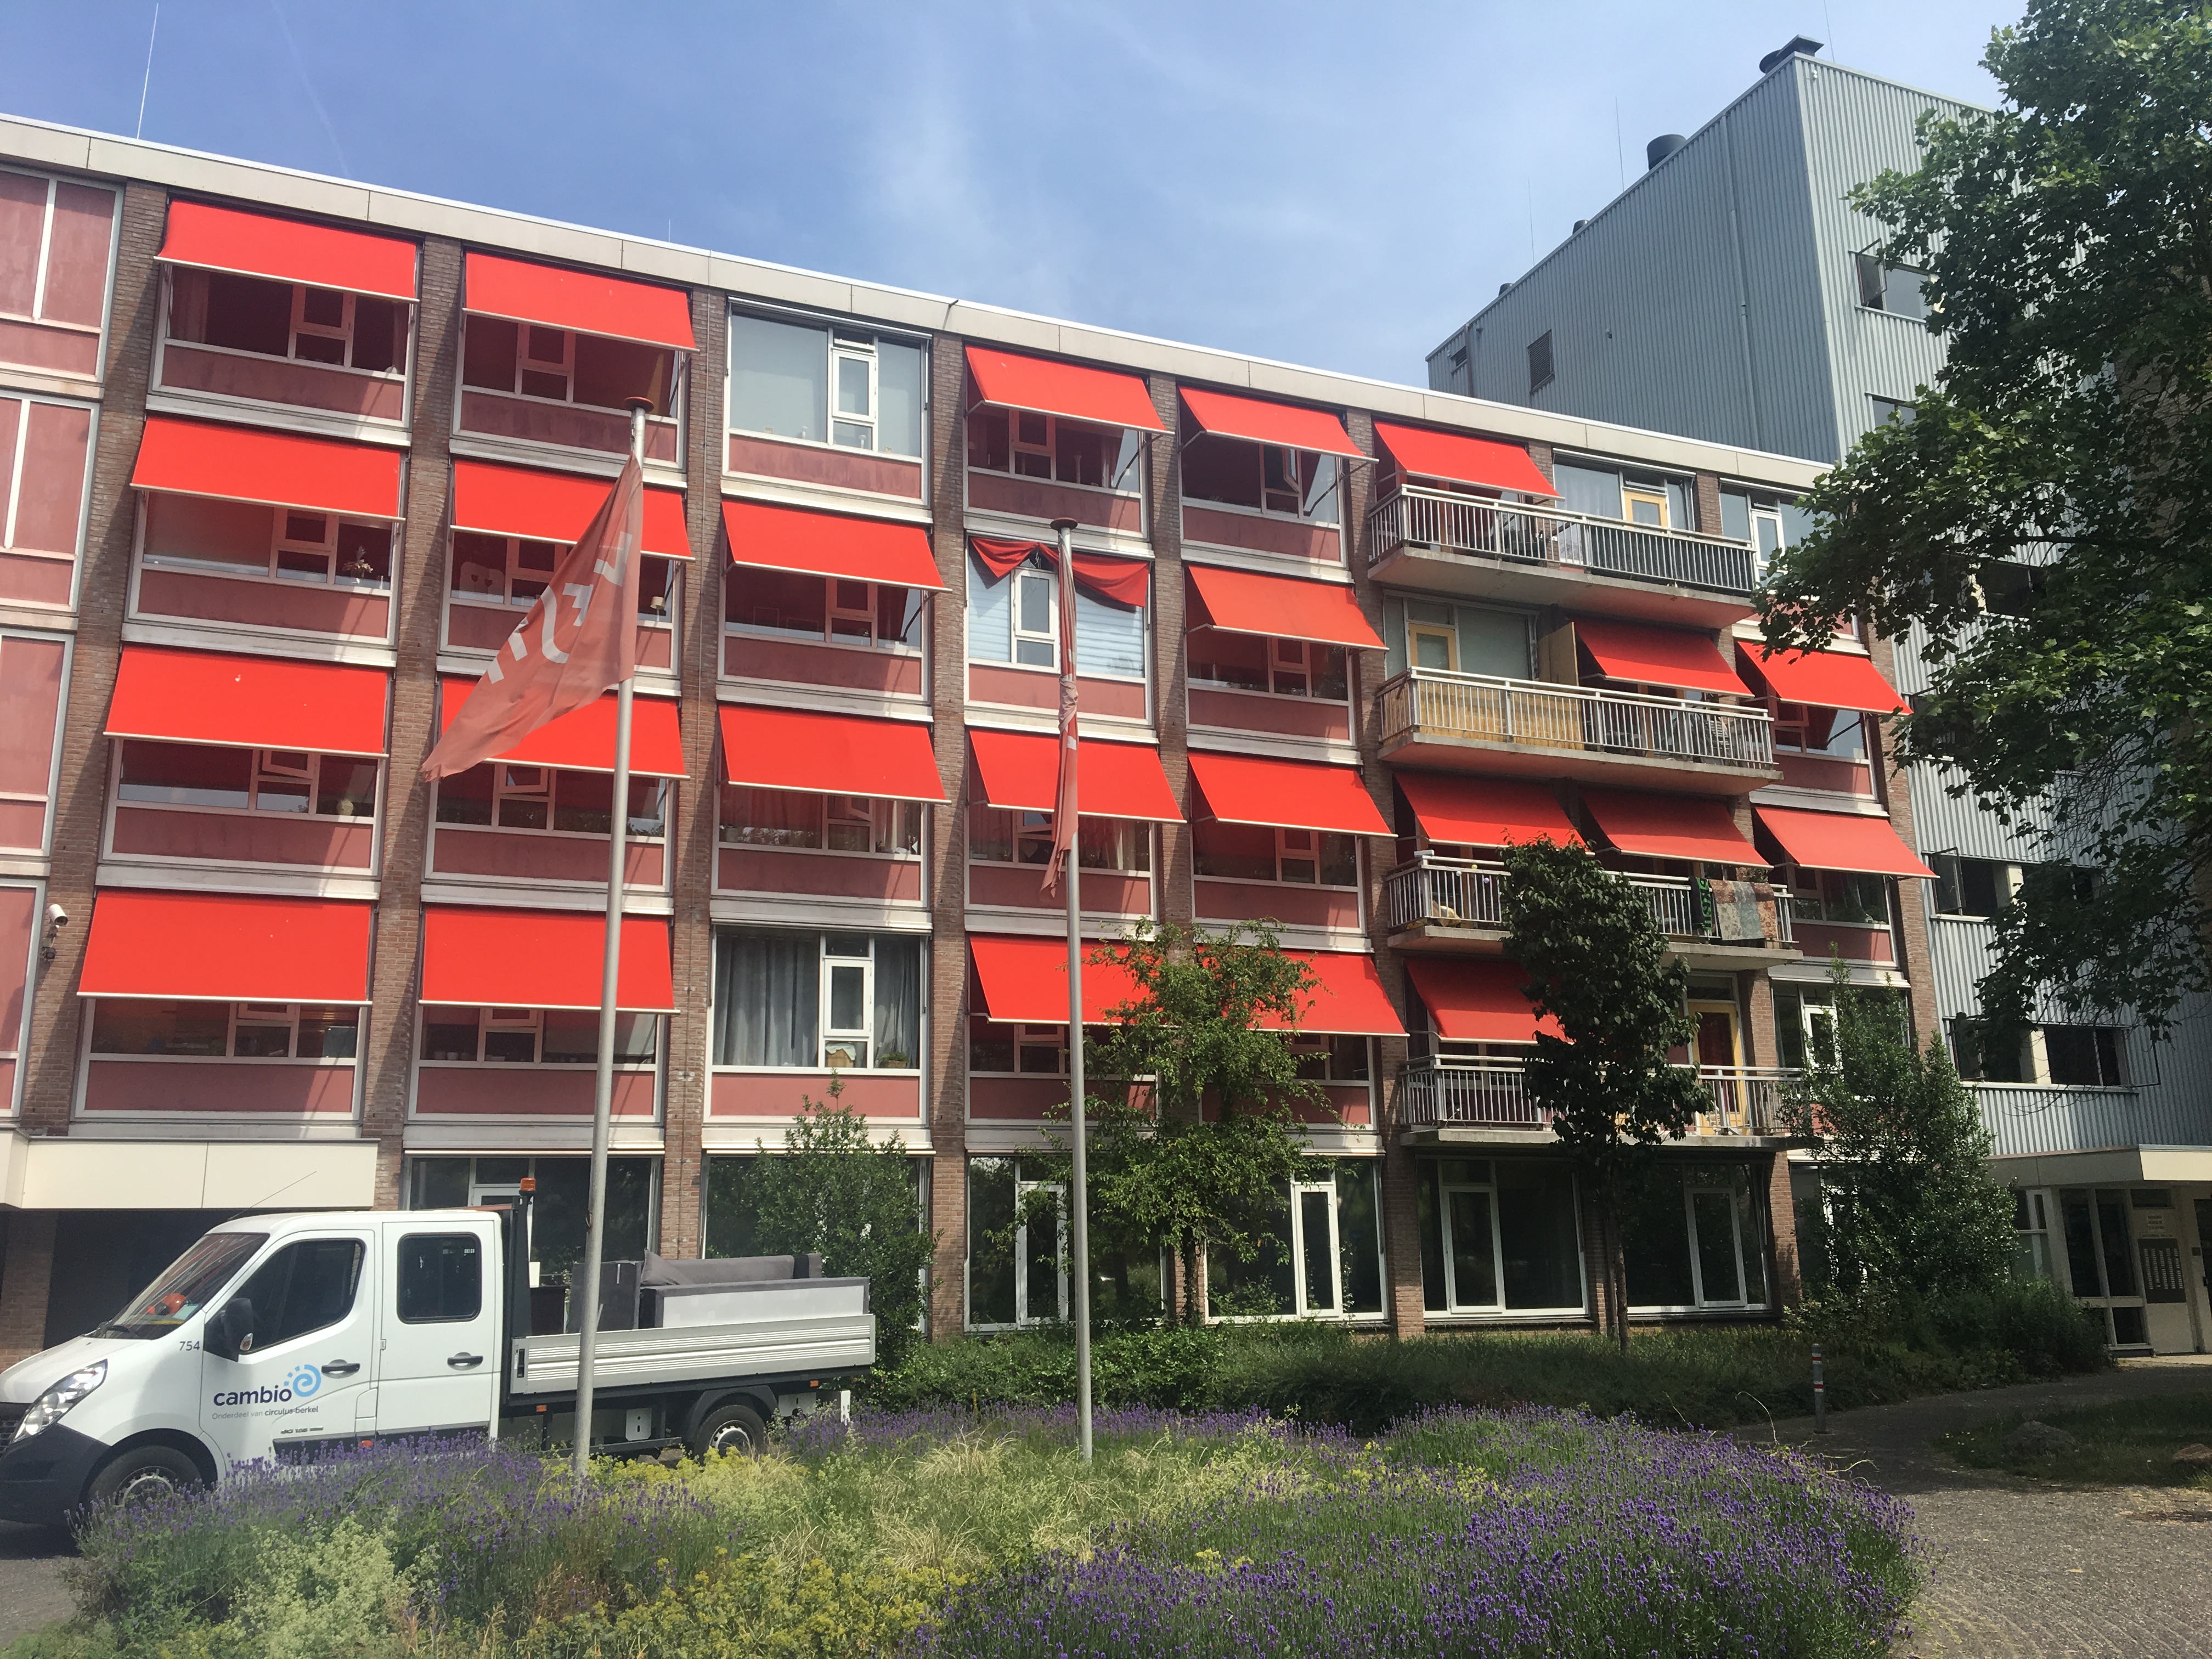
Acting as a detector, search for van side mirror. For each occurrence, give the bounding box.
[205,1297,255,1362]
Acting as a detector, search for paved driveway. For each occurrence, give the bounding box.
[1736,1357,2212,1658]
[0,1519,74,1647]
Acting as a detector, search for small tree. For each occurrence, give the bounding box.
[1500,840,1705,1351]
[1780,960,2016,1297]
[1036,921,1330,1325]
[726,1089,936,1367]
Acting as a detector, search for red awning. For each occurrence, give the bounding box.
[463,251,696,351]
[421,907,676,1012]
[1186,564,1383,651]
[1398,773,1582,848]
[1188,752,1387,837]
[722,499,943,589]
[970,934,1144,1024]
[969,538,1151,607]
[1373,421,1558,497]
[108,646,388,757]
[453,459,691,559]
[159,200,418,301]
[1740,644,1910,715]
[80,891,373,1003]
[1266,951,1405,1036]
[718,706,945,802]
[1178,388,1361,458]
[132,415,402,520]
[964,346,1167,432]
[1575,617,1747,696]
[1405,958,1560,1042]
[1582,789,1762,865]
[438,678,686,777]
[1754,806,1934,878]
[968,730,1182,821]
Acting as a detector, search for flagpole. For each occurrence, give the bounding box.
[572,404,647,1481]
[1053,517,1094,1465]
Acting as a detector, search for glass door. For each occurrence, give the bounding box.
[1686,1186,1748,1306]
[1291,1183,1340,1316]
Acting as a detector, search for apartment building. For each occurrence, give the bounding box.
[1426,38,2212,1353]
[4,104,1985,1367]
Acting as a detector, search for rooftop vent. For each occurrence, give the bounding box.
[1498,282,1513,296]
[1572,218,1588,233]
[1759,35,1823,74]
[1646,134,1688,170]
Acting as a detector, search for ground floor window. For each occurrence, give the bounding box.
[964,1155,1164,1328]
[1207,1162,1384,1321]
[1620,1161,1770,1311]
[2059,1186,2158,1346]
[2013,1189,2053,1280]
[1418,1158,1584,1315]
[406,1155,656,1295]
[701,1154,930,1262]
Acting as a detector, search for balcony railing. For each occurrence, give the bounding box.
[1367,485,1757,597]
[1375,668,1775,771]
[1382,854,1794,948]
[1400,1057,1801,1133]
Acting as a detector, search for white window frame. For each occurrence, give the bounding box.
[1683,1181,1757,1309]
[289,284,356,366]
[449,531,676,629]
[417,1005,660,1070]
[138,498,396,593]
[1431,1162,1588,1317]
[1014,1177,1068,1325]
[111,739,381,824]
[726,572,923,654]
[87,998,360,1064]
[1013,567,1058,668]
[820,940,873,1070]
[435,762,668,843]
[1288,1177,1342,1316]
[975,407,1145,495]
[718,788,922,859]
[830,330,877,451]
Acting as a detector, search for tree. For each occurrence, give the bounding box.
[1500,840,1706,1351]
[1779,961,2017,1296]
[725,1089,936,1367]
[1757,0,2212,1040]
[1031,921,1330,1325]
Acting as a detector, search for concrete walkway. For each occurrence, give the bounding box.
[1734,1357,2212,1658]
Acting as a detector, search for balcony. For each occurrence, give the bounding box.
[1374,668,1776,793]
[1381,855,1796,964]
[1399,1057,1798,1136]
[1367,487,1757,627]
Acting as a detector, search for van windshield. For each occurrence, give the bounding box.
[97,1231,268,1339]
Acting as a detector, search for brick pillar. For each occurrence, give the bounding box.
[19,182,167,1132]
[659,288,728,1258]
[357,237,462,1209]
[1694,471,1724,537]
[926,336,971,1339]
[1741,967,1779,1069]
[0,1211,57,1369]
[1765,1149,1803,1306]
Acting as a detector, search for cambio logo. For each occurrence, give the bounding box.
[208,1365,324,1409]
[287,1365,322,1398]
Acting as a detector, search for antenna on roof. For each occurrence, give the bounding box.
[134,4,159,141]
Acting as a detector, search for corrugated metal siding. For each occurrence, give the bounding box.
[1979,1085,2212,1158]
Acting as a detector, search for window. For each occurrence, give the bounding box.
[1868,396,1916,426]
[2013,1190,2052,1280]
[142,494,393,591]
[1784,868,1892,927]
[1977,562,2046,618]
[116,741,379,822]
[419,1006,658,1065]
[1187,630,1348,700]
[102,1229,267,1337]
[1180,434,1339,524]
[2059,1187,2147,1345]
[719,787,922,855]
[711,930,924,1070]
[1950,1017,2027,1084]
[1718,489,1815,580]
[729,312,924,456]
[1192,821,1358,887]
[724,566,924,650]
[1618,1162,1768,1310]
[461,316,676,416]
[91,1000,359,1060]
[2041,1025,2128,1088]
[396,1233,483,1323]
[1527,331,1554,394]
[450,532,678,629]
[1553,462,1689,528]
[967,1019,1101,1077]
[969,805,1152,874]
[231,1238,365,1348]
[967,554,1147,680]
[1417,1158,1584,1314]
[168,267,408,375]
[1209,1164,1384,1320]
[1390,599,1534,681]
[435,764,667,839]
[966,1156,1065,1327]
[967,405,1143,493]
[1290,1033,1371,1083]
[1931,854,2013,918]
[1770,704,1865,759]
[1854,253,1928,320]
[406,1155,656,1290]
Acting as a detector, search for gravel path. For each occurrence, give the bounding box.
[1735,1356,2212,1658]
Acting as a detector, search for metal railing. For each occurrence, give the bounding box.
[1367,484,1758,596]
[1375,668,1774,771]
[1381,855,1795,947]
[1399,1057,1802,1133]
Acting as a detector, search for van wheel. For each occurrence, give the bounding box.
[689,1401,767,1459]
[85,1445,202,1511]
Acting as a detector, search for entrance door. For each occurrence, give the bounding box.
[200,1226,377,1468]
[1014,1181,1065,1325]
[1686,1187,1748,1307]
[1409,624,1457,672]
[1291,1183,1340,1316]
[377,1219,500,1438]
[1689,1005,1741,1130]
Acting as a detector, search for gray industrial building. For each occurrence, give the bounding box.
[1427,38,2212,1351]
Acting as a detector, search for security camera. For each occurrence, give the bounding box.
[44,903,65,930]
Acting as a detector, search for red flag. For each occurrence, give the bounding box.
[1043,549,1081,893]
[422,457,645,780]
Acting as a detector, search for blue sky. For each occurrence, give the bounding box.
[0,1,2007,383]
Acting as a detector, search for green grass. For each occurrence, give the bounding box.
[1938,1390,2212,1489]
